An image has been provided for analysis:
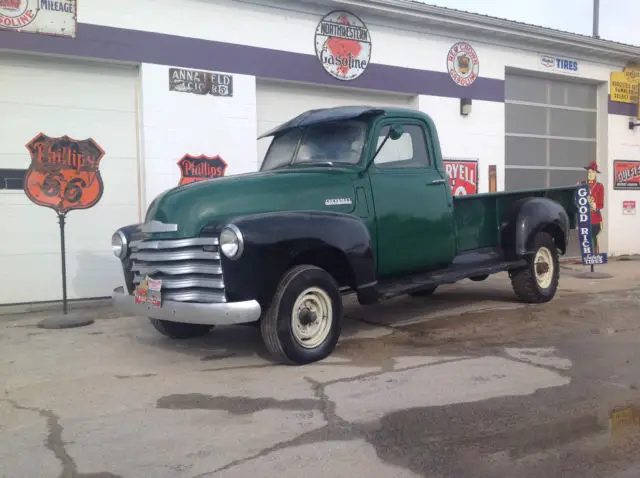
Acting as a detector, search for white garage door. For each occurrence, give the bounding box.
[0,53,140,305]
[256,79,418,166]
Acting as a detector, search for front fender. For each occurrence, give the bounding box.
[501,197,570,258]
[208,211,375,305]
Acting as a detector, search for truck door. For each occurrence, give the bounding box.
[368,120,456,277]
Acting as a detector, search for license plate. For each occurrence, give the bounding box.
[134,276,162,308]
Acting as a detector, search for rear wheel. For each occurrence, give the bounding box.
[408,286,437,298]
[260,265,343,365]
[510,232,559,303]
[149,319,213,339]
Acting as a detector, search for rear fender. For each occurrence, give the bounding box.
[500,197,570,258]
[204,211,376,306]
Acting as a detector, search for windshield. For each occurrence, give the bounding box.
[260,119,367,171]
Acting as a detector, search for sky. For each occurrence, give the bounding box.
[417,0,640,46]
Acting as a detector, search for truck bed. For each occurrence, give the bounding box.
[453,186,578,252]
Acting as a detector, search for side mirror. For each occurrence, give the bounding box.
[389,125,404,141]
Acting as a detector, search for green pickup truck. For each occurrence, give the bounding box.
[111,106,577,365]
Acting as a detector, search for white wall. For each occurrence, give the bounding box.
[419,96,504,193]
[139,64,257,209]
[607,113,640,256]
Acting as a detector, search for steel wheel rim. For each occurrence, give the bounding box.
[534,246,553,289]
[291,287,333,349]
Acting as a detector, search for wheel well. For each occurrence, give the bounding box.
[540,223,566,254]
[288,247,355,289]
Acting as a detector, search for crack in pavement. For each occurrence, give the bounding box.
[191,356,477,476]
[1,399,122,478]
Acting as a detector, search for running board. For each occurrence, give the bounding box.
[376,259,527,300]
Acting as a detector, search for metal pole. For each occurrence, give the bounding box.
[592,0,600,38]
[58,213,68,315]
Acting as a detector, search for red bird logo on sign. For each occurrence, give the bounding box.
[24,133,105,214]
[177,154,228,185]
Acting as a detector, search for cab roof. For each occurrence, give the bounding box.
[257,105,421,139]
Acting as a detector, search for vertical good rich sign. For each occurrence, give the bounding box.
[574,184,608,266]
[447,41,480,87]
[442,159,478,195]
[24,133,106,313]
[315,10,372,81]
[177,154,228,186]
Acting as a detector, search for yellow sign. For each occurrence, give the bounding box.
[610,71,639,104]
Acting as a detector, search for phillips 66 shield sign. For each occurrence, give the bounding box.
[24,133,105,214]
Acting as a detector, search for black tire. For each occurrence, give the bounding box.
[510,232,559,304]
[149,319,213,339]
[408,286,437,298]
[469,274,489,282]
[260,264,343,365]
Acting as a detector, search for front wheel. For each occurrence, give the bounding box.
[510,232,559,303]
[149,319,214,339]
[260,265,343,365]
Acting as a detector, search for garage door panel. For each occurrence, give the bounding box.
[0,251,123,303]
[549,139,596,168]
[505,137,547,167]
[0,54,137,112]
[1,103,138,160]
[549,109,597,138]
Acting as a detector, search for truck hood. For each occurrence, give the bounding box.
[145,167,360,238]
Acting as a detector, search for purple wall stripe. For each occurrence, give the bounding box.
[608,97,637,116]
[0,24,631,115]
[0,23,504,102]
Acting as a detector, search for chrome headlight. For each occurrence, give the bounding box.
[219,224,244,260]
[111,230,128,259]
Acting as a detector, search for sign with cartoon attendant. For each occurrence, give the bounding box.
[24,133,105,214]
[442,158,478,196]
[315,10,371,81]
[177,154,228,186]
[0,0,77,37]
[579,161,605,255]
[447,41,479,87]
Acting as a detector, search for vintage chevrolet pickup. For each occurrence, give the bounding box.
[111,106,577,365]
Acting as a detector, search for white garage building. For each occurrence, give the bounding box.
[1,0,639,305]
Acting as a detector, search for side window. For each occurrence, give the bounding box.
[374,124,431,169]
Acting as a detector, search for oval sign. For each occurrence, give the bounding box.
[314,10,372,81]
[447,41,480,87]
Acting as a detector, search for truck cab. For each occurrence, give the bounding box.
[111,106,576,365]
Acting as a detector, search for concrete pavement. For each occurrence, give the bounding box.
[1,259,640,477]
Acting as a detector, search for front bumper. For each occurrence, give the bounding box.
[111,287,262,325]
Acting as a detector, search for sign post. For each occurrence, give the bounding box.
[23,133,106,327]
[574,184,611,279]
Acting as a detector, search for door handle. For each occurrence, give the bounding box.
[430,179,446,185]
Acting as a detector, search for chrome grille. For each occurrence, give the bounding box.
[129,237,225,303]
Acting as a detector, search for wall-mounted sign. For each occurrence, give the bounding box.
[613,160,640,190]
[177,154,228,186]
[0,0,77,37]
[447,42,479,87]
[623,200,636,215]
[442,158,478,195]
[24,133,105,214]
[169,68,234,97]
[610,71,638,104]
[574,184,607,265]
[315,10,371,81]
[539,54,579,73]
